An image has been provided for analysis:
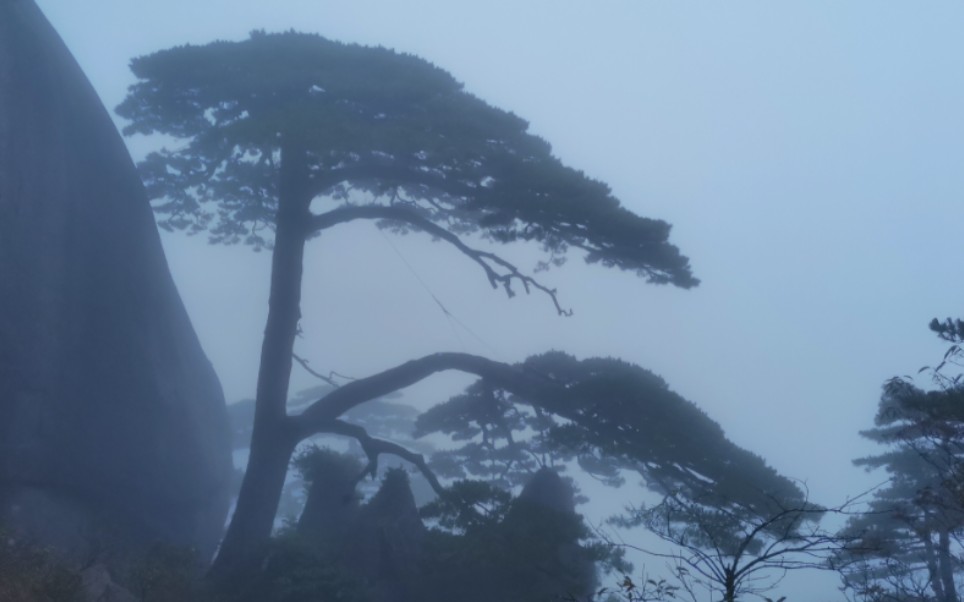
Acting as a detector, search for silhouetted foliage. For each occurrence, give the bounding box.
[837,320,964,602]
[412,351,818,602]
[118,31,696,288]
[417,352,804,515]
[419,479,512,532]
[286,457,607,602]
[414,468,607,602]
[118,30,698,579]
[930,317,964,345]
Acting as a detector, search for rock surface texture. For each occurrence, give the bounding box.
[342,469,426,602]
[0,0,231,560]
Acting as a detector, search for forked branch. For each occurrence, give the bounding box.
[312,418,446,497]
[310,204,572,316]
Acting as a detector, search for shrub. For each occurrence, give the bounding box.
[0,531,84,602]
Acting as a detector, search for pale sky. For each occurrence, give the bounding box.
[36,2,964,599]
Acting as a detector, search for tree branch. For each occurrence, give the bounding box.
[292,352,340,388]
[293,352,561,436]
[314,419,447,498]
[309,204,572,316]
[617,483,868,601]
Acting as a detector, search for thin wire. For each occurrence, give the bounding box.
[377,228,500,356]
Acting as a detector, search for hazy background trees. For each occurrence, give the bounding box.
[836,320,964,602]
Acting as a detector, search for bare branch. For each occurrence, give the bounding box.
[614,483,873,602]
[292,352,340,388]
[313,419,446,498]
[309,204,572,316]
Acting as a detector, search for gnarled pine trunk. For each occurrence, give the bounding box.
[209,138,311,581]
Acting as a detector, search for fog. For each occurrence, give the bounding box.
[25,2,964,599]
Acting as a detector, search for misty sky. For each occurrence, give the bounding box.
[35,2,964,598]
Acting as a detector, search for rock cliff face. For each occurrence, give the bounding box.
[0,0,231,559]
[503,468,599,600]
[344,469,425,602]
[297,451,362,551]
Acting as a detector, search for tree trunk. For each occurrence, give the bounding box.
[208,137,312,581]
[723,569,737,602]
[938,529,958,602]
[922,530,947,602]
[209,430,296,579]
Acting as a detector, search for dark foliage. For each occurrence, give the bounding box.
[837,321,964,602]
[118,31,696,288]
[930,317,964,344]
[418,469,608,602]
[412,353,818,601]
[284,456,608,602]
[416,504,603,602]
[419,479,513,532]
[416,352,804,516]
[117,30,702,578]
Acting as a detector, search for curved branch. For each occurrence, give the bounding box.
[294,352,561,435]
[310,204,572,316]
[315,419,446,498]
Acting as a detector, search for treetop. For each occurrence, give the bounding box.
[118,31,697,288]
